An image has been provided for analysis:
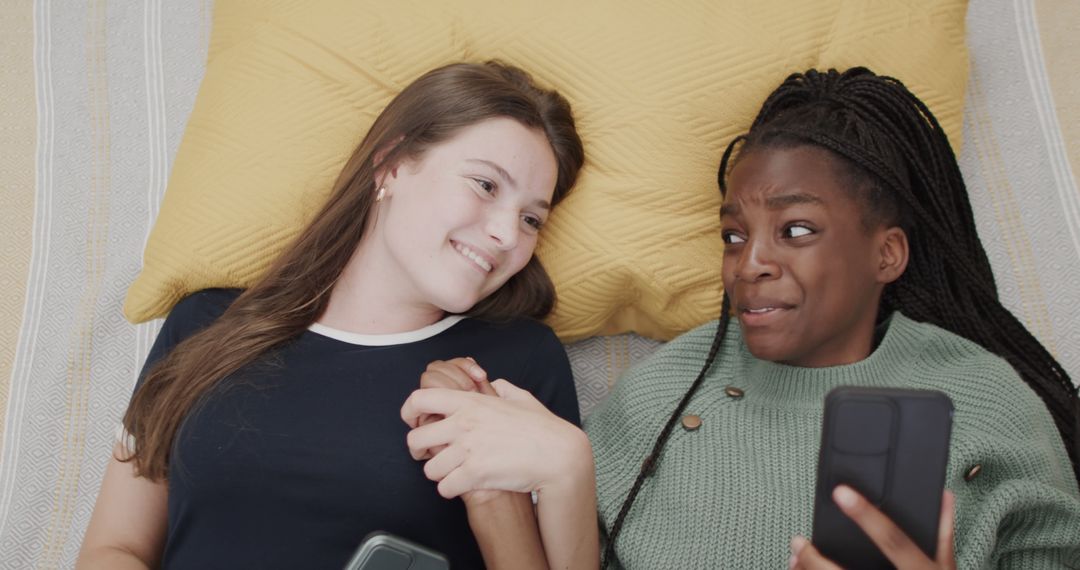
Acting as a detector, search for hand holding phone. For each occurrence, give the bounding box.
[793,488,956,569]
[343,532,449,570]
[811,387,954,569]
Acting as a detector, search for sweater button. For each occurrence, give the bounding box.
[681,414,702,431]
[964,464,982,481]
[724,386,745,399]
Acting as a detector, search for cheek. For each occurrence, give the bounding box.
[807,254,871,309]
[507,238,538,273]
[387,191,436,230]
[490,238,538,285]
[721,255,736,291]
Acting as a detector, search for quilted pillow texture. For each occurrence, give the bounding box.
[125,0,969,341]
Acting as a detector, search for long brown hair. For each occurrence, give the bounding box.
[124,61,585,480]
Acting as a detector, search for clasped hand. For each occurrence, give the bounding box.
[400,358,589,500]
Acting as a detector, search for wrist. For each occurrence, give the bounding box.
[533,430,601,570]
[538,427,595,498]
[462,489,515,508]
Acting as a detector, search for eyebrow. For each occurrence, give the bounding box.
[467,158,517,188]
[765,192,825,209]
[720,192,825,218]
[466,158,550,211]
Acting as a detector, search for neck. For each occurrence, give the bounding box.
[785,294,885,368]
[737,313,916,405]
[319,243,444,334]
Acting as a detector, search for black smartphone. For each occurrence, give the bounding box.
[343,531,450,570]
[811,387,954,569]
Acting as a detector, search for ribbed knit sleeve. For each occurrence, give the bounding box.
[587,321,723,535]
[908,327,1080,568]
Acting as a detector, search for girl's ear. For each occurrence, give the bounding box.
[876,226,909,284]
[373,136,405,188]
[374,163,398,192]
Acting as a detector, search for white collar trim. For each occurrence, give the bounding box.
[308,315,466,346]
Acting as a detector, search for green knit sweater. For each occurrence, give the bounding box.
[585,313,1080,569]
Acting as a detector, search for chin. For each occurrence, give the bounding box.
[437,299,479,315]
[740,332,796,364]
[434,291,486,315]
[425,277,490,314]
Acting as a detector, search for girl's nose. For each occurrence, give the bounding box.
[486,208,519,251]
[735,239,780,282]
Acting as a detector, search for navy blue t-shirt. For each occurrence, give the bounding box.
[135,289,580,569]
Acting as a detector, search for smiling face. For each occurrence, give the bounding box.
[371,117,559,315]
[720,145,908,367]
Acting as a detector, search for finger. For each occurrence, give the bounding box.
[459,357,488,382]
[436,357,487,383]
[491,379,544,408]
[936,490,956,567]
[790,536,841,570]
[421,370,473,392]
[436,464,480,499]
[490,378,529,400]
[401,388,470,428]
[422,443,466,482]
[422,362,478,392]
[405,421,458,461]
[416,412,445,428]
[475,378,497,397]
[833,485,931,568]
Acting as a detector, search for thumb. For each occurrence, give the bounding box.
[490,379,525,400]
[475,378,498,397]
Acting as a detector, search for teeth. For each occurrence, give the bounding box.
[747,307,774,314]
[454,243,492,272]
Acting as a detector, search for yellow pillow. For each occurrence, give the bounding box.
[125,0,969,341]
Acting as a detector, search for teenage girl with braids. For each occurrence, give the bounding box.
[79,61,586,570]
[402,67,1080,568]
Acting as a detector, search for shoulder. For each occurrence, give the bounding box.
[885,313,1014,385]
[610,319,727,400]
[142,288,241,372]
[587,319,726,430]
[890,314,1072,477]
[164,288,241,332]
[890,313,1042,417]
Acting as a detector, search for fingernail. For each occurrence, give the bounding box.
[788,554,797,569]
[834,485,858,509]
[790,536,807,554]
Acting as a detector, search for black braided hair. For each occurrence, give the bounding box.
[601,67,1080,567]
[601,295,731,569]
[723,68,1078,474]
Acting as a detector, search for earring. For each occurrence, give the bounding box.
[375,186,387,202]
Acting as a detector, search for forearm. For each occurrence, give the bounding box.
[77,449,167,570]
[536,435,600,570]
[466,491,548,570]
[75,547,153,570]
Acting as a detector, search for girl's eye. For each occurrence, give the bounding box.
[523,215,544,231]
[722,231,746,245]
[784,224,814,238]
[474,178,496,194]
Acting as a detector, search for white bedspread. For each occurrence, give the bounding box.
[0,0,1077,567]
